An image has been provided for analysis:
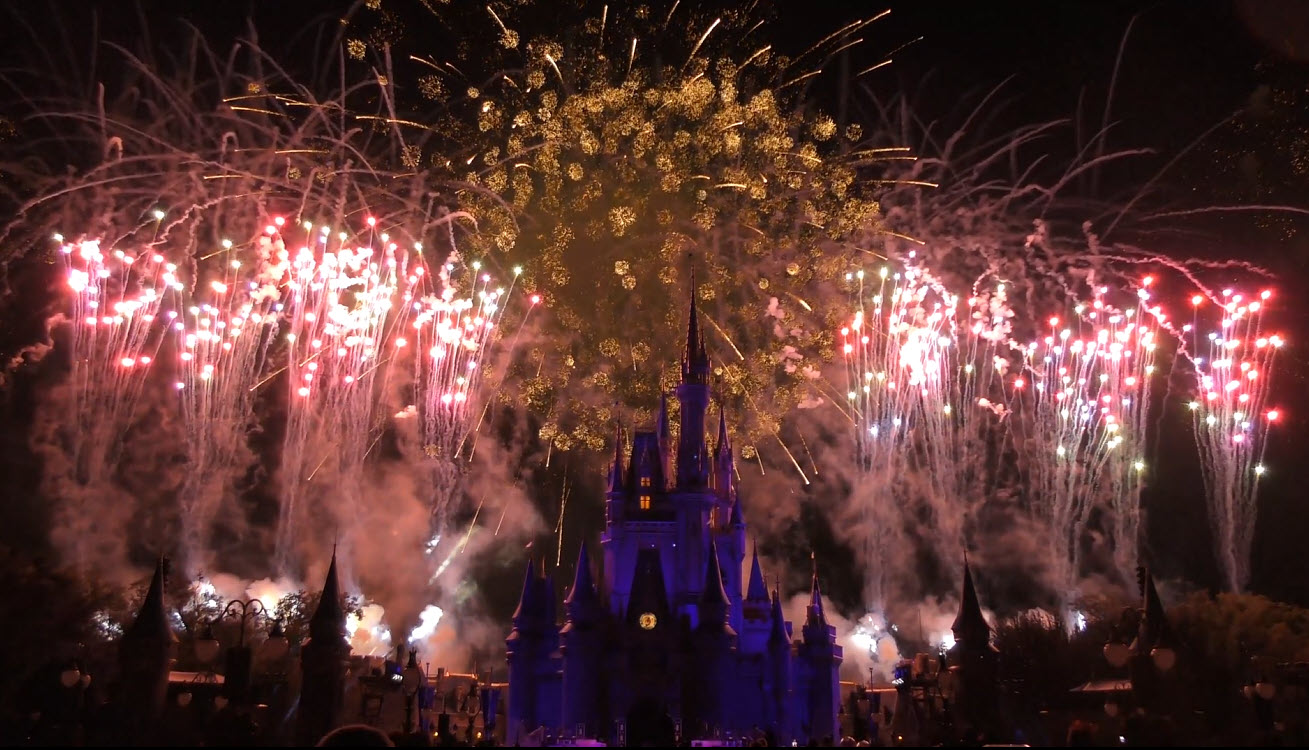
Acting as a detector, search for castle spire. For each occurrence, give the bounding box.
[768,585,788,644]
[310,547,347,640]
[714,402,730,459]
[512,556,540,623]
[568,544,599,607]
[564,543,598,613]
[699,539,732,630]
[1138,567,1173,651]
[124,557,171,643]
[951,559,991,648]
[806,554,826,627]
[746,543,769,603]
[607,424,625,494]
[681,266,710,384]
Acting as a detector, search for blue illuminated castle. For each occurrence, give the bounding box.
[505,287,842,746]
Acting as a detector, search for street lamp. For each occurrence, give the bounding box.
[402,648,424,734]
[215,598,276,704]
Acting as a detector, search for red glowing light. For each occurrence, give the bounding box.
[1268,410,1280,422]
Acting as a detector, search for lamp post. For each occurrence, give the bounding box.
[402,648,424,735]
[212,598,278,705]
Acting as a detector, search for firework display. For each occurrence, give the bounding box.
[1185,288,1282,593]
[346,0,896,457]
[57,217,520,579]
[0,2,1297,678]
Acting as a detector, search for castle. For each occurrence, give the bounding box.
[505,287,843,746]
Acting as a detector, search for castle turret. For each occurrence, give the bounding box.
[951,560,991,651]
[561,544,604,737]
[799,565,842,744]
[767,586,794,743]
[689,540,737,738]
[298,550,352,745]
[118,558,176,744]
[506,557,551,743]
[712,406,734,502]
[698,540,734,635]
[676,273,711,489]
[740,545,772,654]
[724,494,747,632]
[946,560,1000,741]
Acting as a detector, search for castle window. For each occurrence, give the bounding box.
[640,476,652,488]
[639,495,651,510]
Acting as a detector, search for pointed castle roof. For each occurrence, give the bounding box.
[682,267,710,383]
[607,425,626,494]
[512,556,541,623]
[124,557,174,643]
[805,557,827,628]
[768,585,789,646]
[951,560,991,648]
[564,543,599,612]
[1137,568,1173,651]
[309,548,349,642]
[627,548,670,627]
[746,544,769,603]
[714,404,731,460]
[699,540,733,634]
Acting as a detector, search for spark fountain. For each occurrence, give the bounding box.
[1010,281,1163,599]
[1184,287,1283,592]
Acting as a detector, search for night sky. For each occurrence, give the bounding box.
[3,0,1309,612]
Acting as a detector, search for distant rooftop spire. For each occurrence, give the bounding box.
[310,547,348,641]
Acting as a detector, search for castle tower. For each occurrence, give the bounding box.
[561,544,604,737]
[690,540,737,738]
[117,558,176,744]
[799,566,842,743]
[739,545,772,655]
[676,271,711,490]
[670,276,717,623]
[506,557,553,743]
[946,561,1000,740]
[298,550,352,745]
[712,406,747,632]
[767,586,794,743]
